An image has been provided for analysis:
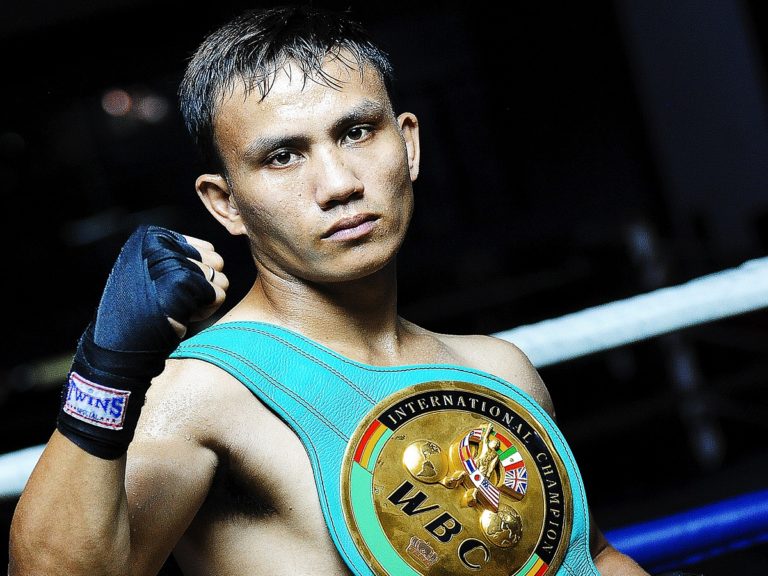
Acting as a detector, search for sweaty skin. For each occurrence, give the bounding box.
[10,57,648,575]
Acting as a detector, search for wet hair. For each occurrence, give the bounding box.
[178,5,394,174]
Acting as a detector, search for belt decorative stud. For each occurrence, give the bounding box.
[341,381,571,575]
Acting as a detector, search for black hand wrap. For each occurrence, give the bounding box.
[57,225,216,459]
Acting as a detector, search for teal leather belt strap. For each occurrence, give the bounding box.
[170,321,598,575]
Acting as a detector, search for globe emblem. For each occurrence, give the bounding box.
[402,440,448,484]
[480,505,523,548]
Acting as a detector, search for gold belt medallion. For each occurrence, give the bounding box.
[340,381,572,575]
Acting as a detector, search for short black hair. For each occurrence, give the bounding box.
[178,5,394,174]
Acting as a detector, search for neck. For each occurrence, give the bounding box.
[240,260,406,362]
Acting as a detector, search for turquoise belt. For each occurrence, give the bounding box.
[171,321,598,575]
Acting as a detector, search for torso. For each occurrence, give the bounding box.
[171,369,354,576]
[133,319,551,576]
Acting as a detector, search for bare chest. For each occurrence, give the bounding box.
[175,394,352,575]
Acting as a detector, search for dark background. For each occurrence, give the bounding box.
[1,1,767,574]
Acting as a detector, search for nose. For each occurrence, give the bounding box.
[313,148,364,209]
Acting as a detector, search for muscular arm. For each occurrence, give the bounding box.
[122,359,223,573]
[10,426,217,576]
[9,356,221,576]
[124,438,218,572]
[10,432,131,575]
[10,228,227,576]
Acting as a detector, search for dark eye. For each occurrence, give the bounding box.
[269,150,298,166]
[346,126,372,143]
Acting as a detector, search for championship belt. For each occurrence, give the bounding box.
[172,322,599,575]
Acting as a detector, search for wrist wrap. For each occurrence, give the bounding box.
[57,324,165,459]
[56,225,215,459]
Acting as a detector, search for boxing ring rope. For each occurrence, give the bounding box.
[2,256,768,570]
[604,489,768,573]
[0,445,44,500]
[494,256,768,368]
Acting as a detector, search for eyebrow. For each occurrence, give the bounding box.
[242,99,388,161]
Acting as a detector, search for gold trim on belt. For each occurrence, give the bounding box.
[340,381,572,575]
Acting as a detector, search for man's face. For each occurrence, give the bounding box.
[203,56,420,284]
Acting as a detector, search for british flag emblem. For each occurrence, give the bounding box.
[505,467,528,495]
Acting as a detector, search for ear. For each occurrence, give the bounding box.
[397,112,420,182]
[195,173,246,236]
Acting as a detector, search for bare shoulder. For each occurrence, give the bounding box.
[136,355,263,445]
[117,357,269,571]
[126,357,246,487]
[430,330,556,419]
[124,356,272,520]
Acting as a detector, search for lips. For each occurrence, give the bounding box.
[322,213,379,240]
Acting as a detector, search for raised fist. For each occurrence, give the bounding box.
[57,225,228,459]
[93,225,227,351]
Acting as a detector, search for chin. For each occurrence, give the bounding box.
[309,251,396,284]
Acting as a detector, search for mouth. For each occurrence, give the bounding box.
[322,213,379,241]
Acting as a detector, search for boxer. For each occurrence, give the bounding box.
[10,6,649,575]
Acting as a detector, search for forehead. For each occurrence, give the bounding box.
[212,57,392,153]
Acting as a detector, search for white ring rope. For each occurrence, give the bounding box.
[1,256,767,498]
[494,257,768,368]
[0,445,45,499]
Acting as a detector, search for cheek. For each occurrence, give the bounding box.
[236,189,311,253]
[241,202,289,239]
[383,153,415,209]
[369,147,411,195]
[233,174,296,225]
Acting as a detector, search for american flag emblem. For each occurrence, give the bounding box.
[458,425,528,510]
